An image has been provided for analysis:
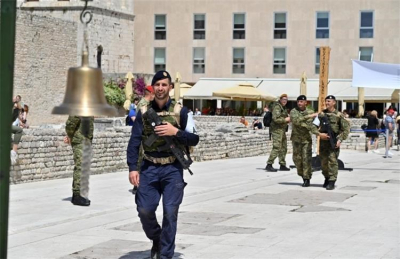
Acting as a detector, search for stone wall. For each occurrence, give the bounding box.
[10,117,386,184]
[14,1,135,126]
[14,12,77,126]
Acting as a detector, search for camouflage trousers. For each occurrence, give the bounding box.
[292,142,313,180]
[72,142,83,194]
[267,129,287,166]
[319,140,340,181]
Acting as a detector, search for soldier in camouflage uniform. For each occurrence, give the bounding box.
[127,71,199,259]
[290,95,327,187]
[64,116,94,206]
[266,94,291,172]
[317,95,350,190]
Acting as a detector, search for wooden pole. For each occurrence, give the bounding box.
[317,46,331,154]
[318,47,331,112]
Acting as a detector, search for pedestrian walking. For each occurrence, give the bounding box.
[316,95,350,190]
[127,70,199,259]
[290,95,324,187]
[64,116,94,206]
[265,94,291,172]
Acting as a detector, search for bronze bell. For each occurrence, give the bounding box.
[52,51,117,116]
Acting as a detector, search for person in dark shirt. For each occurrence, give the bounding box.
[252,118,263,130]
[366,110,379,153]
[127,70,199,259]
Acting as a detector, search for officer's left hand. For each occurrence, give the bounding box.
[335,140,341,148]
[154,122,178,136]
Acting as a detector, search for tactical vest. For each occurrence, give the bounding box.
[320,109,342,134]
[141,100,182,153]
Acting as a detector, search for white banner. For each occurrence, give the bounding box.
[352,60,400,89]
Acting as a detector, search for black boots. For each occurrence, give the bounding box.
[326,181,335,190]
[71,194,90,206]
[265,164,278,172]
[323,178,329,188]
[279,165,290,171]
[151,238,161,259]
[302,179,310,187]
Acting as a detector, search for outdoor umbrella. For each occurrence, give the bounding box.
[170,83,192,99]
[300,71,307,96]
[212,83,276,101]
[212,83,276,115]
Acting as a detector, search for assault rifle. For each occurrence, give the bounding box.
[143,108,193,175]
[320,115,337,149]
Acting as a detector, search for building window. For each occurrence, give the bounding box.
[316,12,329,38]
[360,11,374,38]
[274,13,287,39]
[154,48,166,72]
[193,48,205,74]
[194,14,206,40]
[315,48,320,74]
[273,48,286,74]
[233,13,245,39]
[359,47,373,62]
[232,48,245,74]
[155,15,166,40]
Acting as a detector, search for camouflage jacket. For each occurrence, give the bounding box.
[65,116,94,144]
[137,97,150,115]
[270,102,288,131]
[290,107,319,143]
[318,109,350,142]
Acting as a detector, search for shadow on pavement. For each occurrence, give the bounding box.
[279,182,324,187]
[119,250,184,259]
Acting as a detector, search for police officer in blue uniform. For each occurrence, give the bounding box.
[127,70,199,259]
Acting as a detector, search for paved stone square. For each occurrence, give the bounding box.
[7,148,400,259]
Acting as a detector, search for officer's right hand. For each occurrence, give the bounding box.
[129,171,140,186]
[285,117,291,122]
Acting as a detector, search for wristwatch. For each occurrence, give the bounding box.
[176,129,184,138]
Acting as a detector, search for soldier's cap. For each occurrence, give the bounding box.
[280,93,288,99]
[151,70,171,86]
[387,109,394,113]
[325,95,336,100]
[297,95,307,101]
[145,85,154,93]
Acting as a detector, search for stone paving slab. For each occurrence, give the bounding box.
[339,185,376,191]
[229,189,356,207]
[60,239,190,259]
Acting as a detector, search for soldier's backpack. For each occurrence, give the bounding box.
[263,111,272,127]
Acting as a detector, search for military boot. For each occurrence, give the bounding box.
[265,164,278,172]
[322,178,329,188]
[302,179,310,187]
[326,181,335,190]
[151,238,161,259]
[71,194,91,206]
[279,165,290,171]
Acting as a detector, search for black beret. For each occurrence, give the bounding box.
[151,70,172,86]
[297,95,307,101]
[325,95,336,100]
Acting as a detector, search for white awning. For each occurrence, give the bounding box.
[352,60,400,89]
[184,78,396,102]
